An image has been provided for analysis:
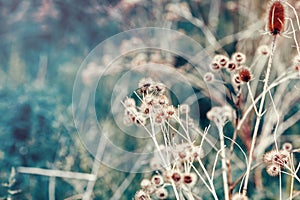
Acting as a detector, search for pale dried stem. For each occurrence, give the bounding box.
[217,124,229,200]
[242,35,277,196]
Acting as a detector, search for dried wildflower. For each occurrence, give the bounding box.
[210,55,229,70]
[232,52,246,64]
[183,172,197,187]
[139,78,154,94]
[156,187,168,199]
[179,104,190,114]
[232,74,241,86]
[144,94,155,105]
[222,105,235,122]
[141,179,152,189]
[171,171,182,183]
[268,1,285,35]
[263,150,278,164]
[157,95,169,106]
[210,61,220,71]
[140,103,150,115]
[232,193,248,200]
[124,98,136,108]
[134,190,151,200]
[146,185,157,195]
[124,107,138,121]
[266,163,281,176]
[263,150,289,168]
[282,142,293,152]
[238,67,252,83]
[152,82,166,95]
[151,174,164,187]
[204,72,215,83]
[165,105,175,117]
[191,145,204,160]
[227,61,237,72]
[217,55,229,68]
[135,114,147,126]
[207,105,234,125]
[257,45,270,56]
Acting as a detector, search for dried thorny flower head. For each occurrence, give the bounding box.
[268,1,285,35]
[263,148,291,177]
[263,149,289,167]
[238,67,252,83]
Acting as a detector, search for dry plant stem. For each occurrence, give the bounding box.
[237,71,299,131]
[110,153,144,200]
[148,116,181,200]
[190,163,218,199]
[268,90,279,151]
[217,124,229,200]
[289,170,294,199]
[279,169,282,200]
[231,162,262,191]
[49,176,55,200]
[196,157,218,198]
[286,17,300,55]
[242,35,277,196]
[247,82,259,115]
[228,99,241,196]
[17,167,96,181]
[83,133,108,200]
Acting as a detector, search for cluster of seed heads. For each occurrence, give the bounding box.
[207,105,235,126]
[135,167,198,200]
[123,77,176,127]
[135,174,168,200]
[263,142,293,176]
[205,52,253,90]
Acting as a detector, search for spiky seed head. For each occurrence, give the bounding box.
[266,163,281,176]
[238,67,252,83]
[268,1,285,35]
